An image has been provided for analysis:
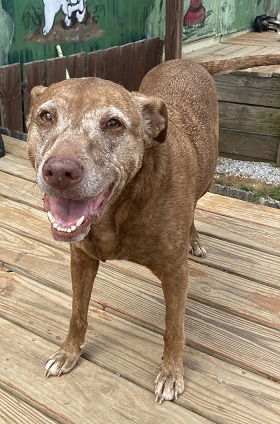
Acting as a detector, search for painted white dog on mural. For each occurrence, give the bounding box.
[43,0,87,35]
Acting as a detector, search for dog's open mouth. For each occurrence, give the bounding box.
[43,186,113,241]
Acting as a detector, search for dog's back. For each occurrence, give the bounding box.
[139,59,219,201]
[140,54,280,202]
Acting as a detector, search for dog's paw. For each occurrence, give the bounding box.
[154,367,184,404]
[45,349,81,378]
[189,240,207,258]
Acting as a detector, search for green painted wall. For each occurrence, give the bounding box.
[1,0,279,66]
[183,0,280,42]
[0,0,165,65]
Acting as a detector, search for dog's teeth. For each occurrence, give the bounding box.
[53,222,58,229]
[47,211,56,224]
[67,228,72,233]
[71,225,77,231]
[57,226,62,231]
[76,216,84,227]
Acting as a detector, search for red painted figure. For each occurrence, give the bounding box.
[184,0,206,26]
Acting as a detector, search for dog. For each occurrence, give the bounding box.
[43,0,87,35]
[27,53,280,403]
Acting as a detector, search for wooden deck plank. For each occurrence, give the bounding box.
[184,31,280,76]
[1,195,280,329]
[0,268,279,424]
[195,233,280,288]
[0,316,213,424]
[0,197,280,328]
[198,192,280,230]
[0,172,40,209]
[2,136,29,160]
[0,225,280,380]
[195,208,280,256]
[1,141,280,421]
[0,153,35,182]
[218,102,280,136]
[0,387,58,424]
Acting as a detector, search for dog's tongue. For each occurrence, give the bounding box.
[49,197,90,223]
[44,193,107,226]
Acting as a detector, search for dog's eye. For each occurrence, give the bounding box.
[40,111,53,123]
[106,118,121,129]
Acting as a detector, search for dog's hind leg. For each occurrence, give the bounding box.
[189,221,207,258]
[45,245,99,377]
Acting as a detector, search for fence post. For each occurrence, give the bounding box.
[165,0,184,61]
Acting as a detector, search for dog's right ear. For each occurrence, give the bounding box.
[26,85,47,129]
[131,92,168,144]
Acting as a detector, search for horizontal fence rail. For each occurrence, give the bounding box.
[0,38,163,133]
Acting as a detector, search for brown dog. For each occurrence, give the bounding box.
[27,54,280,403]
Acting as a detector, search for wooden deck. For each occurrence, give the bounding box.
[0,135,280,423]
[184,30,280,76]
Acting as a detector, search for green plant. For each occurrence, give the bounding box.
[239,185,254,192]
[214,177,225,185]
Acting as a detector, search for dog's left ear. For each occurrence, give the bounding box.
[132,92,168,143]
[26,85,47,129]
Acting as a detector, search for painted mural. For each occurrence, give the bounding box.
[183,0,280,42]
[42,0,88,35]
[1,0,280,66]
[25,0,103,44]
[0,0,14,65]
[0,0,164,66]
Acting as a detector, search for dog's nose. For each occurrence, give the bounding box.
[42,157,83,190]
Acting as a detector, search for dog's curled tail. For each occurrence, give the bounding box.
[201,54,280,75]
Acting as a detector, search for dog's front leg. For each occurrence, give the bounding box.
[45,245,99,377]
[153,263,188,403]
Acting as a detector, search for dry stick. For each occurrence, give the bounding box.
[56,44,70,79]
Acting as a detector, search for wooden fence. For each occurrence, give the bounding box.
[215,72,280,165]
[0,38,163,133]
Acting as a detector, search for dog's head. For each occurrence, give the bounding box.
[27,77,167,242]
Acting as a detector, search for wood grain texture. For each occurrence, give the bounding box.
[165,0,184,60]
[131,40,147,91]
[86,50,104,78]
[0,153,35,182]
[2,190,280,291]
[0,268,279,424]
[23,60,46,123]
[214,73,280,108]
[46,57,67,86]
[0,63,23,131]
[119,43,134,90]
[2,136,29,160]
[0,177,280,328]
[0,316,211,424]
[219,102,280,136]
[0,191,280,330]
[0,224,280,380]
[0,172,40,208]
[194,208,280,256]
[219,128,279,162]
[0,387,57,424]
[198,193,280,229]
[66,53,86,79]
[103,46,121,84]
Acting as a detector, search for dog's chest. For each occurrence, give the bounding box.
[85,223,123,262]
